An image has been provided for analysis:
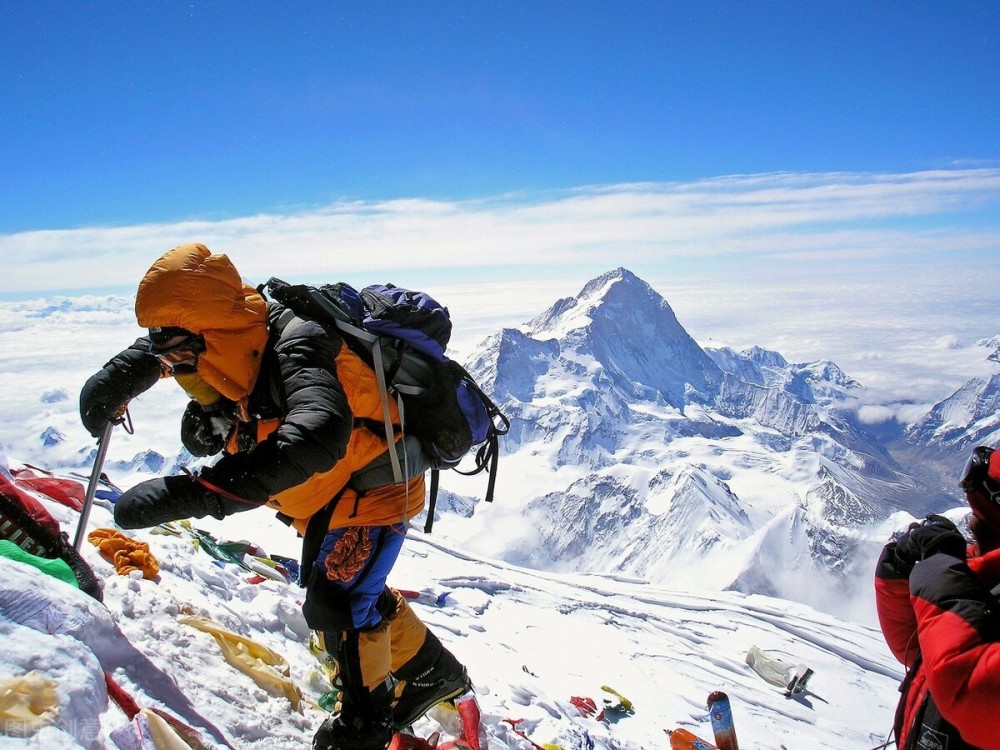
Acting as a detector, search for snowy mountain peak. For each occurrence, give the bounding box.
[522,268,722,407]
[577,266,648,301]
[659,465,754,544]
[743,345,789,369]
[978,335,1000,363]
[527,267,661,339]
[908,371,1000,450]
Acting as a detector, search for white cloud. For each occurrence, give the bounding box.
[2,168,998,294]
[857,405,898,424]
[933,334,962,350]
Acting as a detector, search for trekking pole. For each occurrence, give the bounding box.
[73,420,115,550]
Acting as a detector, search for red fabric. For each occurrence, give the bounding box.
[968,546,1000,580]
[988,449,1000,483]
[0,474,60,537]
[12,468,85,512]
[874,575,917,665]
[876,545,1000,749]
[570,695,605,722]
[105,672,141,719]
[456,695,483,750]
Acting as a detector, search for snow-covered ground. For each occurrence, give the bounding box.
[1,463,903,750]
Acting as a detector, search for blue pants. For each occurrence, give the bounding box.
[312,523,407,630]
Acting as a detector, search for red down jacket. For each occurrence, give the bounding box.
[875,540,1000,749]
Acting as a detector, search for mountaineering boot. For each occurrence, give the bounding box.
[313,677,394,750]
[392,630,472,729]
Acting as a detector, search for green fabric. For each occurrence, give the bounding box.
[0,539,80,589]
[191,530,252,570]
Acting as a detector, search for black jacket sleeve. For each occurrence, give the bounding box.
[200,312,353,505]
[80,338,162,436]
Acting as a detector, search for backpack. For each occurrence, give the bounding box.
[263,278,510,532]
[0,474,103,600]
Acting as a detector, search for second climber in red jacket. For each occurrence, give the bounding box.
[874,445,1000,750]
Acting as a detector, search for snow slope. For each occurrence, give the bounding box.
[0,464,903,750]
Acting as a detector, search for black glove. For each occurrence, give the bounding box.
[80,367,131,437]
[181,400,236,456]
[199,451,272,506]
[114,475,225,529]
[893,514,967,575]
[80,344,161,437]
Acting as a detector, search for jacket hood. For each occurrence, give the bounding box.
[135,243,269,403]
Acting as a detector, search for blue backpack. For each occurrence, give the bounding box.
[264,278,509,532]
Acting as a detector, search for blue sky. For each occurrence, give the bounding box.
[3,1,998,233]
[0,0,998,352]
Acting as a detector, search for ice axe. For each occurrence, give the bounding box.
[73,408,130,550]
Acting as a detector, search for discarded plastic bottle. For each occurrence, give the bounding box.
[706,691,739,750]
[668,727,720,750]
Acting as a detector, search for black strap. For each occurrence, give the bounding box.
[337,629,367,713]
[484,431,500,503]
[299,487,347,587]
[452,429,501,502]
[423,469,440,533]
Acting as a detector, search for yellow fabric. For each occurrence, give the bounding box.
[265,343,426,531]
[134,243,269,407]
[600,685,633,711]
[88,528,160,579]
[0,671,59,735]
[147,708,213,750]
[138,708,196,750]
[178,615,303,712]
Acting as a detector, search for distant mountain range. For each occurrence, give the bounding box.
[451,268,998,616]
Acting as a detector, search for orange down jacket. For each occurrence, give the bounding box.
[135,243,425,532]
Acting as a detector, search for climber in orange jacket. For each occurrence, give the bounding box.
[80,243,471,750]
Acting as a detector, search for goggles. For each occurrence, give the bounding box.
[149,327,205,375]
[960,446,1000,506]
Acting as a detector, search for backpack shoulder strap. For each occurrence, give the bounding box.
[265,278,405,485]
